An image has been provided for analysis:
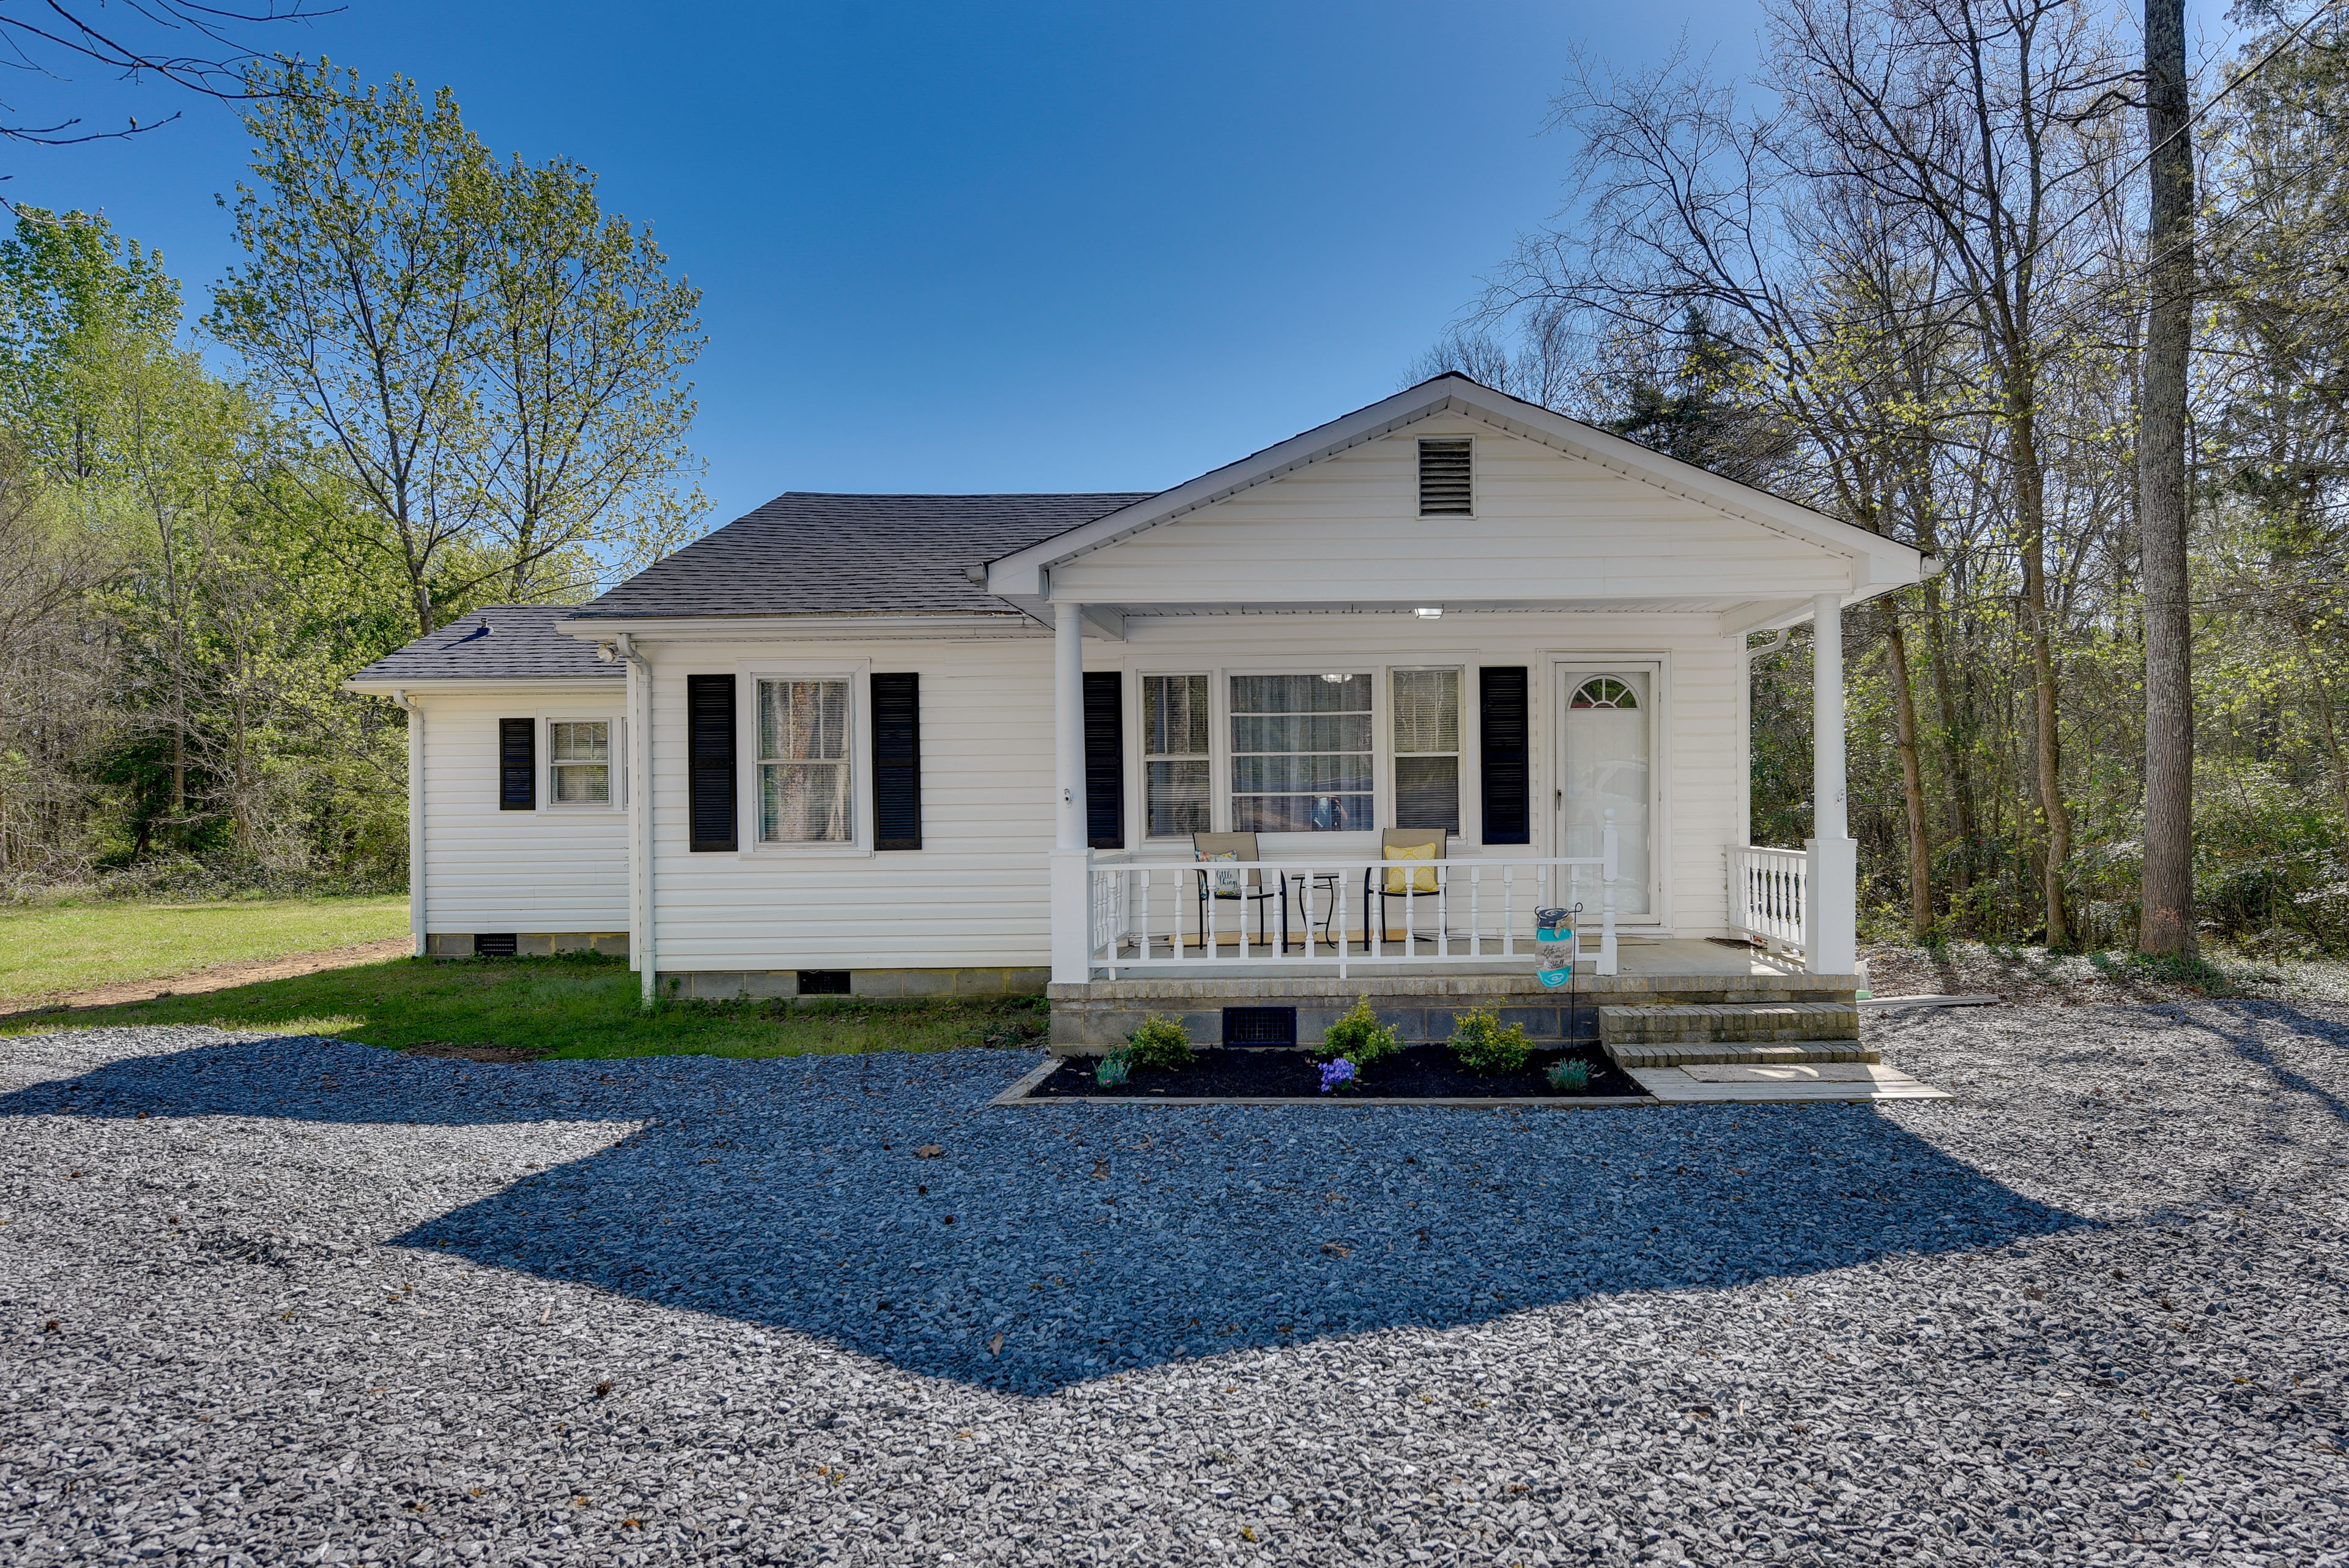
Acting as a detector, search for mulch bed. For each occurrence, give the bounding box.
[1026,1043,1643,1101]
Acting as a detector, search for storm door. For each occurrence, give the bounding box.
[1554,667,1656,920]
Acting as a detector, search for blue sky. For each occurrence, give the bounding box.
[3,1,2241,526]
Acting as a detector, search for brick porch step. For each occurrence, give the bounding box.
[1599,1001,1860,1047]
[1605,1039,1882,1069]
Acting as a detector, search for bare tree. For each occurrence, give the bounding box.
[0,1,329,148]
[1770,0,2135,948]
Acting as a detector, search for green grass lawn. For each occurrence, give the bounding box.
[0,894,412,1003]
[0,950,1053,1060]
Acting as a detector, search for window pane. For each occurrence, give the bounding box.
[1233,792,1371,832]
[1145,759,1210,838]
[551,763,610,803]
[1143,674,1209,757]
[1395,756,1459,831]
[1230,673,1370,714]
[760,760,852,842]
[550,721,610,762]
[1392,670,1459,754]
[1228,672,1371,833]
[1230,713,1373,754]
[760,679,848,762]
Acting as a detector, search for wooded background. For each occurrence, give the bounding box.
[4,5,2345,959]
[1417,0,2349,957]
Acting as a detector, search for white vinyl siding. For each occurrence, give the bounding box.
[620,615,1743,974]
[414,688,629,936]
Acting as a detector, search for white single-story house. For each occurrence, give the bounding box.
[346,374,1929,1049]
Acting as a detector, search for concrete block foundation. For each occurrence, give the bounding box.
[1046,971,1861,1055]
[656,967,1050,1003]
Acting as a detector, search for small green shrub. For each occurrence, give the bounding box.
[1449,1007,1531,1074]
[1546,1058,1592,1092]
[1123,1014,1195,1071]
[1095,1047,1132,1088]
[1315,995,1400,1072]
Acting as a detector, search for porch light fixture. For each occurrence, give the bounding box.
[1414,606,1443,619]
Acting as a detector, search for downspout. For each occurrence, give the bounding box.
[615,634,657,1009]
[390,690,426,958]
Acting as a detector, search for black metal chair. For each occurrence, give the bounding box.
[1364,827,1447,945]
[1193,831,1288,952]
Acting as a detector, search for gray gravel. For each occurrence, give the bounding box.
[2,1005,2345,1566]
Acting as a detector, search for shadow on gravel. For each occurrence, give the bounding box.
[2,1034,2093,1395]
[2180,1003,2349,1128]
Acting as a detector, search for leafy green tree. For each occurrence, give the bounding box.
[212,62,705,633]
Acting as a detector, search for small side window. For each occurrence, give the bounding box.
[549,721,612,804]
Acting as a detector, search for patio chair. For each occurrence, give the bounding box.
[1365,827,1447,945]
[1192,831,1289,953]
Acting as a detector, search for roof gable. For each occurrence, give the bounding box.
[986,374,1925,600]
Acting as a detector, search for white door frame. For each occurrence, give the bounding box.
[1551,656,1671,931]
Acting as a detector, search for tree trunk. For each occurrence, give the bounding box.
[1921,577,1978,899]
[2291,612,2349,833]
[1882,602,1934,938]
[2139,0,2196,957]
[2009,403,2072,948]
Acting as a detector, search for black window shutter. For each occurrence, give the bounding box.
[872,672,922,850]
[688,674,737,852]
[499,718,535,811]
[1479,667,1531,844]
[1083,670,1124,849]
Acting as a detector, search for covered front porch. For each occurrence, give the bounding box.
[1039,587,1864,996]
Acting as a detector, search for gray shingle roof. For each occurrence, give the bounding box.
[567,491,1155,619]
[346,604,621,685]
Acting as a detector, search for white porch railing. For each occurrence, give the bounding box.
[1085,820,1618,980]
[1729,844,1808,957]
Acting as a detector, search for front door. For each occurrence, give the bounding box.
[1556,667,1655,920]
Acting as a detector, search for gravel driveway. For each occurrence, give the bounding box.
[2,1005,2344,1566]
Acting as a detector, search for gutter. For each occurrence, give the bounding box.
[389,691,426,958]
[610,634,658,1009]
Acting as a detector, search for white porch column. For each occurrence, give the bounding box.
[622,635,656,1008]
[1806,591,1859,976]
[1049,597,1092,984]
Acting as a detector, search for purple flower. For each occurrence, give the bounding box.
[1319,1058,1357,1093]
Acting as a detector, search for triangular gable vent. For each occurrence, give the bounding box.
[1418,438,1472,516]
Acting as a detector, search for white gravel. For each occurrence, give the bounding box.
[2,1005,2345,1566]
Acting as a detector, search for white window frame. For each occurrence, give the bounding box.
[1389,664,1466,838]
[1136,670,1214,842]
[1223,665,1378,838]
[737,660,872,858]
[535,709,625,812]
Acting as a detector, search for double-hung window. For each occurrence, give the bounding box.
[1391,669,1461,833]
[547,720,613,804]
[1141,674,1210,838]
[757,678,852,843]
[1230,673,1371,831]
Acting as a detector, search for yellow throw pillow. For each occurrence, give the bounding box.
[1383,841,1439,894]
